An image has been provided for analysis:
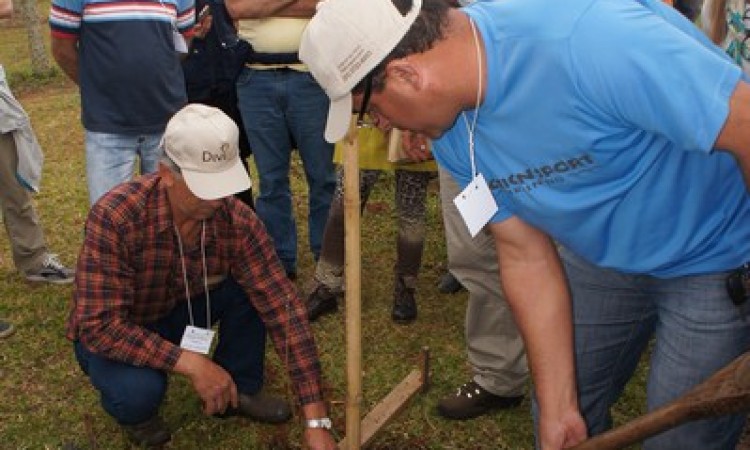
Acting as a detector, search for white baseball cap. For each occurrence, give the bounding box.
[300,0,422,143]
[162,104,251,200]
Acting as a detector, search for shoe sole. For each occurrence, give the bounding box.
[25,276,74,285]
[437,406,485,420]
[437,396,524,420]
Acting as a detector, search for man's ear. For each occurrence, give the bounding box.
[158,163,174,186]
[385,59,423,93]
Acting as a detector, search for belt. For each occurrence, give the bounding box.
[247,51,301,65]
[244,64,296,71]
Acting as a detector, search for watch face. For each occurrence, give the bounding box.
[307,418,332,429]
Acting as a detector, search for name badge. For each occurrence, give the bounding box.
[180,325,215,354]
[453,173,498,237]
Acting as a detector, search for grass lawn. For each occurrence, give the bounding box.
[0,9,650,449]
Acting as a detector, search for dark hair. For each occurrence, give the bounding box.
[352,0,451,94]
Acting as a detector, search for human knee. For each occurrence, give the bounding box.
[98,370,167,425]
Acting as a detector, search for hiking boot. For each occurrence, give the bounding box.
[0,320,15,339]
[437,380,523,420]
[220,391,292,424]
[25,254,75,284]
[306,283,340,322]
[437,271,465,294]
[392,276,417,324]
[121,415,171,448]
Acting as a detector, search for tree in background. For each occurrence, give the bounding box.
[16,0,51,75]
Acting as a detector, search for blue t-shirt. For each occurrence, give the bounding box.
[50,0,194,134]
[434,0,750,277]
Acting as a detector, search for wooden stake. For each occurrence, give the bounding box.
[338,348,431,449]
[337,125,430,448]
[342,127,362,449]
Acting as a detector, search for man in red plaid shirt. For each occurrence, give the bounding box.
[68,104,336,449]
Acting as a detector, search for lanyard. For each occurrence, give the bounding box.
[461,17,483,178]
[174,221,212,328]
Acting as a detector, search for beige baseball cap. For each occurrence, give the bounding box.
[162,104,251,200]
[299,0,422,143]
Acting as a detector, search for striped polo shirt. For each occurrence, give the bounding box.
[50,1,195,134]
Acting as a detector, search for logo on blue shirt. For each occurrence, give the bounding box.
[488,154,596,193]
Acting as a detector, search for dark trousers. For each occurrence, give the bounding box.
[74,278,266,425]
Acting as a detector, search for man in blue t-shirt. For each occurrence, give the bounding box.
[49,0,195,205]
[300,0,750,448]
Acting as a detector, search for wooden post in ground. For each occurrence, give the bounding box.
[342,126,362,449]
[336,125,430,449]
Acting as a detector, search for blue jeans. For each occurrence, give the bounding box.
[84,130,163,205]
[533,248,749,449]
[74,278,266,425]
[235,68,336,274]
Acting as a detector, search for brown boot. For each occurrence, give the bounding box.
[220,391,292,424]
[437,380,523,420]
[121,415,171,448]
[306,283,341,322]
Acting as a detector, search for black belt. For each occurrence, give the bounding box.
[247,51,301,65]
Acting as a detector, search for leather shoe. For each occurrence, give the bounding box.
[220,391,292,424]
[121,415,171,448]
[307,283,340,321]
[392,277,417,324]
[437,271,465,294]
[437,380,523,420]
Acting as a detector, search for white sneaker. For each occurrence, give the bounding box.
[25,254,75,284]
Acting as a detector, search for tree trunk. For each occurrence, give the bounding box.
[18,0,51,74]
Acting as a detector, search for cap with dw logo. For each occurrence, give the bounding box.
[162,104,251,200]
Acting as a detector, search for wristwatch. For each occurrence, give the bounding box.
[305,417,333,429]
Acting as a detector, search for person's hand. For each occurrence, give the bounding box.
[539,409,588,449]
[303,428,337,450]
[174,350,239,415]
[193,14,213,39]
[400,130,433,162]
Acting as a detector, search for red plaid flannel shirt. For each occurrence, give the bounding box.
[68,173,324,405]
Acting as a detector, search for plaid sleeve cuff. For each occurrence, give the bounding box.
[295,379,325,406]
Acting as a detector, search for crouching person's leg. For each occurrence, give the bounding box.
[209,277,292,424]
[73,341,170,447]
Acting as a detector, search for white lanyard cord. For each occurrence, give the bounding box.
[174,220,211,328]
[461,16,483,179]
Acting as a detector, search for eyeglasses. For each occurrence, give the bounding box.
[356,73,374,128]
